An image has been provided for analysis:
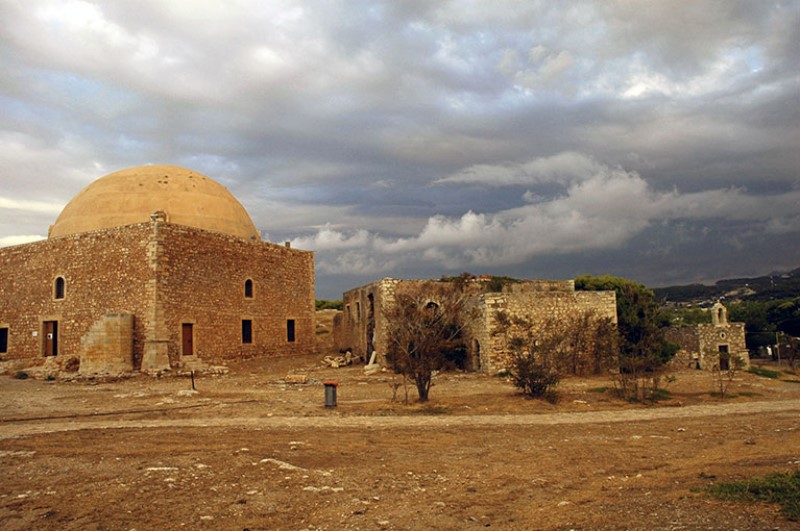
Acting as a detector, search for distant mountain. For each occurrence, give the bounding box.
[653,267,800,304]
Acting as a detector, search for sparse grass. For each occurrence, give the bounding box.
[710,391,736,398]
[411,405,451,415]
[737,391,761,397]
[588,386,611,393]
[748,366,780,379]
[652,388,671,401]
[706,470,800,521]
[315,329,329,335]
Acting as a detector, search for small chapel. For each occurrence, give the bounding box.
[0,165,315,375]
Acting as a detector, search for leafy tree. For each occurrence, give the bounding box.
[315,299,343,311]
[384,281,474,402]
[575,275,678,401]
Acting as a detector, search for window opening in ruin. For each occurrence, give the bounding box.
[242,319,253,344]
[718,344,730,371]
[356,302,361,321]
[54,277,65,300]
[346,305,351,321]
[366,294,375,360]
[0,327,8,354]
[43,321,58,357]
[287,319,296,342]
[244,279,253,299]
[182,323,194,356]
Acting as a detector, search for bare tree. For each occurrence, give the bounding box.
[493,311,618,401]
[384,281,474,402]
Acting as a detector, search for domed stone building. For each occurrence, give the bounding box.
[0,165,315,374]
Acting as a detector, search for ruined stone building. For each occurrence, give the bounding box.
[334,278,617,374]
[665,302,750,370]
[0,165,315,375]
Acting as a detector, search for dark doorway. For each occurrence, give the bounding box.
[182,323,194,356]
[471,339,482,371]
[0,327,8,354]
[44,321,58,357]
[242,319,253,344]
[287,319,296,342]
[718,344,730,370]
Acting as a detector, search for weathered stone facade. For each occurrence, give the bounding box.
[334,278,617,374]
[0,165,315,375]
[665,303,749,370]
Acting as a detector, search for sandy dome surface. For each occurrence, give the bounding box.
[49,165,260,240]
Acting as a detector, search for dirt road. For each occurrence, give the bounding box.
[1,359,799,530]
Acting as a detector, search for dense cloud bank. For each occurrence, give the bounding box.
[1,1,798,297]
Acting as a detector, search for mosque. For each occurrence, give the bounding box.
[0,165,315,375]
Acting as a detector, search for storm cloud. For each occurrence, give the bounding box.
[1,1,798,297]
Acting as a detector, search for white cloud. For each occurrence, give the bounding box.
[435,151,605,186]
[0,235,46,247]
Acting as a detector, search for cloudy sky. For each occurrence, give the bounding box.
[1,1,798,298]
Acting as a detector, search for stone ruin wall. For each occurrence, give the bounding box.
[0,224,152,371]
[478,290,618,374]
[335,278,617,374]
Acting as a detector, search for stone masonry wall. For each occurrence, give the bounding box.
[78,313,134,375]
[666,322,749,370]
[156,223,315,365]
[0,221,315,372]
[0,224,151,367]
[478,290,618,373]
[335,278,617,374]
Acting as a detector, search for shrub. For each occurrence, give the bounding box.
[14,371,28,380]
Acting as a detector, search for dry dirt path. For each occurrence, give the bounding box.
[2,398,798,439]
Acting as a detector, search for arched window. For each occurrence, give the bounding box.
[54,277,66,300]
[244,279,254,299]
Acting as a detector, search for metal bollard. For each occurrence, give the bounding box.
[323,381,338,408]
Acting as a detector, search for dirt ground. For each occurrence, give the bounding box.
[1,356,799,531]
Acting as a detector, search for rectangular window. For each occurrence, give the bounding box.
[0,327,7,354]
[356,302,361,321]
[242,319,253,344]
[287,319,296,342]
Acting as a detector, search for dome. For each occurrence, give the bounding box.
[49,165,260,240]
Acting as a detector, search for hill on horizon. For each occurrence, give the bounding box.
[653,267,800,304]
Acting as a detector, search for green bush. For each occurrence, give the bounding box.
[14,371,28,380]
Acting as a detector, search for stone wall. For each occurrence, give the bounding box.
[78,313,134,375]
[0,224,151,368]
[0,220,315,373]
[475,290,618,373]
[666,322,750,370]
[155,223,315,365]
[334,278,617,374]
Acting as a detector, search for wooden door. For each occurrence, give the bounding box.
[44,321,58,357]
[182,323,194,356]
